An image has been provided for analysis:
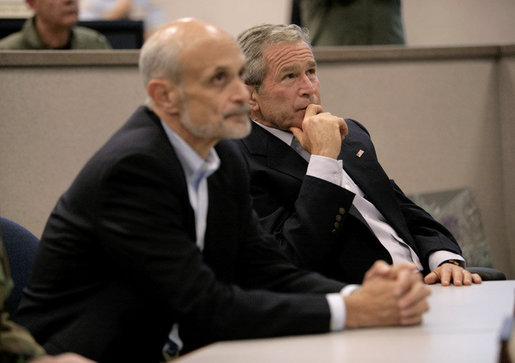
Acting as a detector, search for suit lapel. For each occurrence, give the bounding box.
[142,107,197,242]
[243,122,307,181]
[243,119,413,245]
[339,136,412,243]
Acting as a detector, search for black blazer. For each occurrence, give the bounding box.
[234,120,462,283]
[15,107,345,362]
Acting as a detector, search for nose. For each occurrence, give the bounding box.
[232,78,250,104]
[298,73,316,97]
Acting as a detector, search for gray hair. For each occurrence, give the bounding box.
[138,28,182,106]
[237,24,311,89]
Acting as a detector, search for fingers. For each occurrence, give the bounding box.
[339,119,349,139]
[451,266,464,286]
[389,262,420,276]
[289,126,303,144]
[424,271,439,284]
[304,103,324,117]
[291,104,347,158]
[394,268,422,297]
[439,266,453,286]
[426,264,452,286]
[345,271,431,328]
[456,269,481,286]
[365,261,419,283]
[398,281,431,326]
[425,264,483,286]
[289,103,324,145]
[471,273,482,284]
[398,280,431,310]
[363,260,391,280]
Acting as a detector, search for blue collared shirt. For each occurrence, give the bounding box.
[160,120,220,251]
[160,120,220,355]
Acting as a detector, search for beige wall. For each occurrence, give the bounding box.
[1,0,515,45]
[403,0,515,46]
[0,63,144,236]
[152,0,515,45]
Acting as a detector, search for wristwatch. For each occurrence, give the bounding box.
[441,259,463,267]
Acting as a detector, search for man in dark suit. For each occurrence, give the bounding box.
[14,19,430,363]
[234,23,482,286]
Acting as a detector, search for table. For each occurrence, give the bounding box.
[176,281,515,363]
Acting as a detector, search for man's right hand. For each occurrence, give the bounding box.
[343,261,431,328]
[289,104,348,159]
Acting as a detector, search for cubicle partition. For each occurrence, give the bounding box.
[0,45,513,278]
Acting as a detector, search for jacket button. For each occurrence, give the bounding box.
[335,215,342,222]
[334,222,340,229]
[339,207,346,214]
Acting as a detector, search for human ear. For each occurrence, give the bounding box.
[146,79,181,113]
[247,85,260,112]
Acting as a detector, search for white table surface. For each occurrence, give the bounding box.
[176,281,515,363]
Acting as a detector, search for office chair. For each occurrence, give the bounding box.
[409,188,506,281]
[0,217,40,312]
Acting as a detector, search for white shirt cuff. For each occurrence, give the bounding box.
[326,284,360,331]
[428,250,465,271]
[306,155,343,187]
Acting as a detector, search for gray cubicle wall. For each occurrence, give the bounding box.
[0,46,513,278]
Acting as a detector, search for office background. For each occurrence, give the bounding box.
[0,0,514,278]
[1,0,514,45]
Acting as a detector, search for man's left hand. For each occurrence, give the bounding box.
[424,263,482,286]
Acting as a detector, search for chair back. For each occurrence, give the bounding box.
[0,217,39,312]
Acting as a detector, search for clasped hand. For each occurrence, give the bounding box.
[344,261,431,328]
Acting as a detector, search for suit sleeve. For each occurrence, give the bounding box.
[97,150,345,349]
[389,179,463,271]
[253,173,355,271]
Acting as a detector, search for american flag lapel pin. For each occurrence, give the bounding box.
[356,149,365,158]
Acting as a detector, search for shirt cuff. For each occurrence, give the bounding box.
[326,284,360,331]
[428,251,465,271]
[306,155,343,187]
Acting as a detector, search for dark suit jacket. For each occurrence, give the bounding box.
[14,107,345,363]
[234,120,462,283]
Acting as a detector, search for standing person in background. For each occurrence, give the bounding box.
[14,18,430,362]
[0,0,111,50]
[292,0,405,46]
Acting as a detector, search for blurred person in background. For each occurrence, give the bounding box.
[291,0,405,46]
[79,0,167,38]
[0,0,111,49]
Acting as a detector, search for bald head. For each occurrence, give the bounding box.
[139,18,235,89]
[160,18,232,50]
